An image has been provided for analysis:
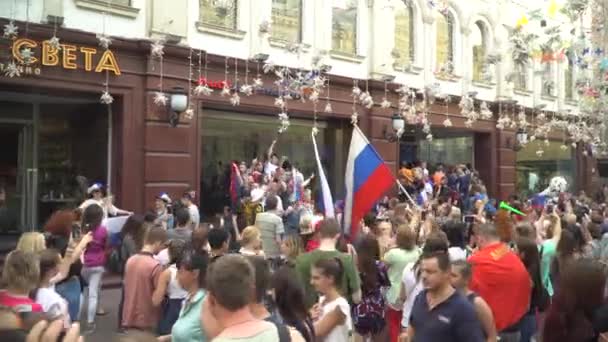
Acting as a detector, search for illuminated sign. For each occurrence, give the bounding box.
[1,38,121,76]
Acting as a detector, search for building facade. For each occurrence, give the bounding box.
[0,0,597,230]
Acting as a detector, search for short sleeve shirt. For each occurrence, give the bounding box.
[255,212,285,258]
[171,290,207,342]
[319,296,352,342]
[409,290,485,342]
[401,263,423,328]
[295,250,361,308]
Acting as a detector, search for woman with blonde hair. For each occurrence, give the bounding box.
[16,232,46,253]
[0,250,42,313]
[280,234,304,267]
[239,226,265,257]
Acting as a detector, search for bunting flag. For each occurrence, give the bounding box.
[312,131,334,218]
[344,125,394,237]
[229,163,241,208]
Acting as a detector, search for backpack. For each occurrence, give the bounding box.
[264,316,291,342]
[106,233,126,274]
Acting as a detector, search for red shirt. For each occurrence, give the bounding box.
[305,239,320,252]
[468,243,531,331]
[0,291,43,313]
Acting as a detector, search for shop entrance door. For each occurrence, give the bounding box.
[0,122,37,233]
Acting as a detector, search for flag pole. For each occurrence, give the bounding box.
[352,125,419,209]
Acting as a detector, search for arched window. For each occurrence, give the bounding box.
[272,0,302,43]
[472,21,488,82]
[394,2,414,69]
[332,0,358,55]
[436,11,454,71]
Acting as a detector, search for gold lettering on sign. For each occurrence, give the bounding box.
[42,41,59,66]
[12,39,38,64]
[80,47,97,71]
[95,50,121,75]
[62,44,78,69]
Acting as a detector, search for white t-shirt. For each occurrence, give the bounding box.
[319,296,352,342]
[448,247,467,262]
[167,265,188,299]
[401,262,423,328]
[188,204,200,229]
[265,162,278,177]
[36,287,70,328]
[155,248,170,266]
[79,198,118,220]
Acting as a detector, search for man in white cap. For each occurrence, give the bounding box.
[154,193,173,229]
[79,183,131,220]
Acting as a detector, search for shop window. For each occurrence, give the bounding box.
[516,140,574,198]
[271,0,302,43]
[199,0,238,31]
[565,58,574,100]
[332,0,358,55]
[417,135,473,167]
[394,2,414,69]
[200,112,335,216]
[472,21,487,83]
[436,11,454,72]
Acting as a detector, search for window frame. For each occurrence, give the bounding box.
[435,11,455,74]
[564,57,575,101]
[73,0,139,18]
[393,1,415,71]
[472,21,489,83]
[270,0,304,44]
[330,1,359,58]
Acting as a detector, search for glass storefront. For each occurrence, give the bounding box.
[0,98,108,233]
[516,140,575,198]
[399,133,474,167]
[200,110,342,216]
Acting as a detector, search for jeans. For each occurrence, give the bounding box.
[499,331,521,342]
[81,266,104,324]
[519,313,537,342]
[55,277,82,322]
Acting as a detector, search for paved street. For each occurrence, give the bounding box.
[81,288,122,342]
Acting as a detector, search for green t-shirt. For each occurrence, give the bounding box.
[171,290,207,342]
[383,248,421,307]
[295,249,361,308]
[540,239,557,297]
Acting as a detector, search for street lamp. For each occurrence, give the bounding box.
[169,86,188,127]
[392,112,405,133]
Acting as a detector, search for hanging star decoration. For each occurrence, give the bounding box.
[151,40,165,58]
[221,83,231,97]
[516,14,529,28]
[100,91,114,105]
[20,48,34,65]
[547,0,560,18]
[184,108,194,120]
[194,84,213,96]
[380,98,392,109]
[252,77,264,89]
[4,61,21,78]
[278,112,290,133]
[3,21,18,39]
[47,36,61,51]
[324,102,333,113]
[443,118,453,127]
[96,34,112,49]
[154,92,168,106]
[230,93,241,106]
[240,84,254,96]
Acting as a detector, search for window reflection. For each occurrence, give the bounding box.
[200,112,327,215]
[394,3,414,69]
[417,136,473,166]
[199,0,238,30]
[436,12,454,70]
[472,22,486,82]
[516,140,574,198]
[272,0,302,42]
[332,2,357,55]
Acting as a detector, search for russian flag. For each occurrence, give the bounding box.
[344,126,394,237]
[312,131,335,218]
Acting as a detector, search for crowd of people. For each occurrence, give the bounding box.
[2,156,608,342]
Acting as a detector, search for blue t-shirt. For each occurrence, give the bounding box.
[409,289,484,342]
